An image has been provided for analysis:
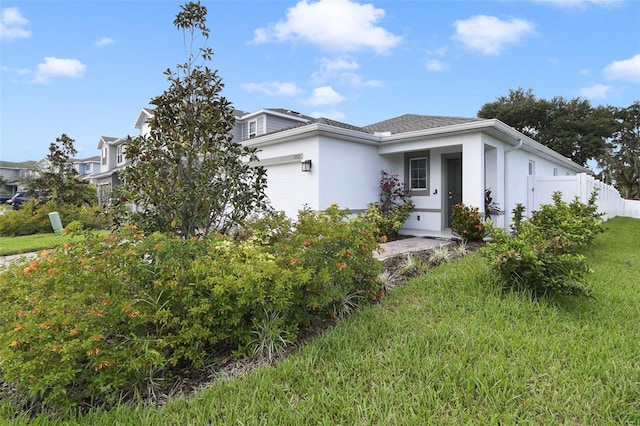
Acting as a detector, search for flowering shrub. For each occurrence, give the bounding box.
[277,205,383,324]
[0,206,382,412]
[362,171,413,239]
[450,203,485,241]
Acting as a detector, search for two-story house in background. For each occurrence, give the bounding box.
[0,160,40,195]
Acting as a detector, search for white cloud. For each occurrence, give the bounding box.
[426,59,448,72]
[603,54,640,83]
[580,68,591,76]
[311,57,359,83]
[241,81,302,96]
[0,65,30,75]
[577,84,612,99]
[310,109,346,121]
[453,15,535,55]
[0,7,31,41]
[307,86,345,105]
[251,0,402,54]
[311,57,383,87]
[32,57,86,84]
[95,37,115,47]
[339,72,384,87]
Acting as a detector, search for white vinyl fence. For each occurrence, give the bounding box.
[527,173,639,220]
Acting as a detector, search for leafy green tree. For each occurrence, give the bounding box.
[478,88,616,166]
[599,102,640,199]
[118,1,267,237]
[31,134,97,206]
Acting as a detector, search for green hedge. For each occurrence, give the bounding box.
[482,191,604,297]
[0,201,111,236]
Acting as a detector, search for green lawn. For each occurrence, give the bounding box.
[0,231,109,256]
[4,217,640,424]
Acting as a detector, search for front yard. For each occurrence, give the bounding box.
[3,216,638,424]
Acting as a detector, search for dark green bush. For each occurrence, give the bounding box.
[483,190,603,297]
[483,226,592,297]
[0,201,111,236]
[0,206,382,412]
[528,191,604,251]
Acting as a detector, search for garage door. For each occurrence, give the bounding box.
[265,162,311,218]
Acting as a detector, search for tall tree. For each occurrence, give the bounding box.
[31,134,96,206]
[118,1,267,237]
[599,102,640,199]
[478,88,616,166]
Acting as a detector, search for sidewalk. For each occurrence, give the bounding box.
[0,252,38,269]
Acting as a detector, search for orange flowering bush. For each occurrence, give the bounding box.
[450,203,486,241]
[0,206,383,412]
[277,205,382,323]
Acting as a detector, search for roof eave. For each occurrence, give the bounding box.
[243,123,379,148]
[240,108,312,123]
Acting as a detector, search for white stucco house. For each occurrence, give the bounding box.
[96,107,594,232]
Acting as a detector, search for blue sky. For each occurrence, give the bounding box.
[1,0,639,163]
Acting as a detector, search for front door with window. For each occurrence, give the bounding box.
[445,157,462,228]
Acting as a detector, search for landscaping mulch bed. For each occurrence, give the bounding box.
[381,239,486,285]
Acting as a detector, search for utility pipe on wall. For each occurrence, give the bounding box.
[503,139,523,229]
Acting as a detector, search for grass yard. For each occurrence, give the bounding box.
[0,231,110,256]
[3,217,639,424]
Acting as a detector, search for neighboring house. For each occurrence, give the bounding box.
[0,160,39,194]
[71,156,101,180]
[99,107,594,232]
[91,136,131,204]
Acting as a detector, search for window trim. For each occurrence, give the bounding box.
[116,145,125,164]
[248,120,257,139]
[404,151,430,195]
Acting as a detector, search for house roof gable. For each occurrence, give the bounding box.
[134,108,154,129]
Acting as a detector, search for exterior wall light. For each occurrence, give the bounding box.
[301,159,312,172]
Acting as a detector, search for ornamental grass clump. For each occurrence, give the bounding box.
[0,206,383,414]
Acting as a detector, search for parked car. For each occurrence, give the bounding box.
[6,191,31,209]
[0,194,12,205]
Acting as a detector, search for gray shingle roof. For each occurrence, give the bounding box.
[0,160,38,169]
[313,117,367,132]
[362,114,482,134]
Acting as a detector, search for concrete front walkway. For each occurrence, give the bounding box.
[374,237,453,260]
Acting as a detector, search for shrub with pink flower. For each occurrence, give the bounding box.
[450,203,486,240]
